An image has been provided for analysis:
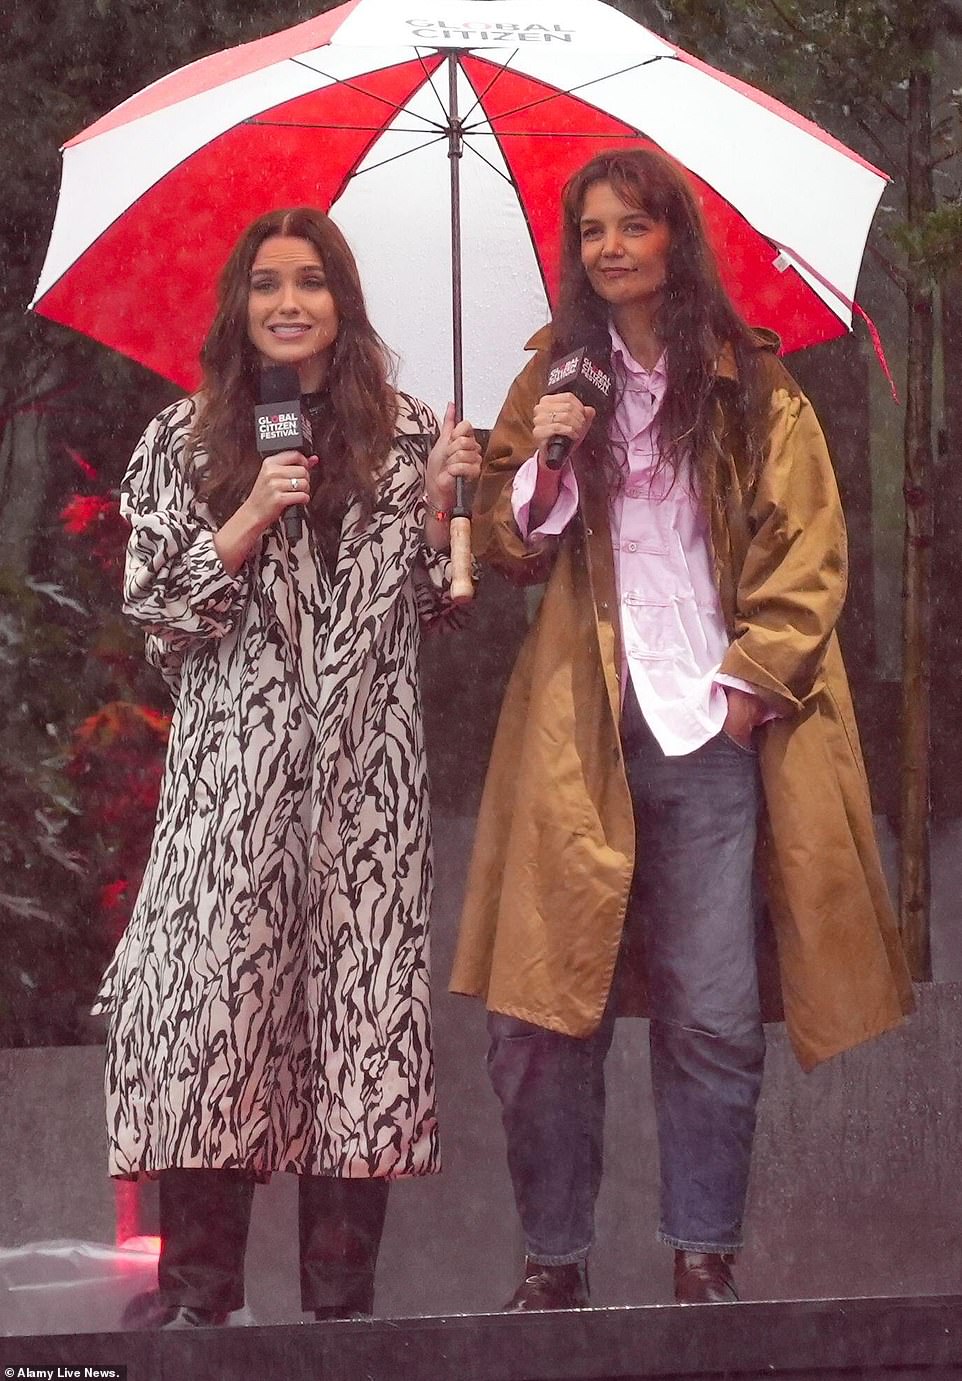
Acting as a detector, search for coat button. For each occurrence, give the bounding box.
[586,527,593,536]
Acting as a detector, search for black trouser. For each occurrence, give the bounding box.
[157,1168,390,1314]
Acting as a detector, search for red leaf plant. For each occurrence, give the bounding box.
[60,448,170,944]
[58,445,131,578]
[69,702,171,943]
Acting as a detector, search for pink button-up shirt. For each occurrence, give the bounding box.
[512,327,761,756]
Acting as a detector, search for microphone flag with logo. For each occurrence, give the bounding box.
[255,364,312,542]
[543,348,613,470]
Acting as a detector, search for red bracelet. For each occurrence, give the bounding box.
[425,496,450,523]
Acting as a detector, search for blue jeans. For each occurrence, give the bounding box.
[487,697,765,1263]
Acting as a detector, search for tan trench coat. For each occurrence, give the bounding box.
[450,327,914,1071]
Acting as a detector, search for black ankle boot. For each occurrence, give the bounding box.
[158,1303,229,1328]
[122,1289,229,1329]
[503,1258,589,1311]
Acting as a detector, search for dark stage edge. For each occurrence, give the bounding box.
[5,1296,962,1381]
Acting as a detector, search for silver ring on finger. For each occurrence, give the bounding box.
[290,477,300,491]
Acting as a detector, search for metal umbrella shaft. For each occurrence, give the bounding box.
[446,49,473,603]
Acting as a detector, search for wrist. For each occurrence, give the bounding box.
[424,490,451,523]
[235,498,271,541]
[227,497,273,553]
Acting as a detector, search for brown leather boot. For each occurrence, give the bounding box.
[673,1250,738,1304]
[503,1258,590,1311]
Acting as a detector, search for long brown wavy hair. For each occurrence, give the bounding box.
[552,148,771,500]
[190,207,397,527]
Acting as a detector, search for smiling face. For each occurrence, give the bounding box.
[578,179,672,321]
[246,235,339,392]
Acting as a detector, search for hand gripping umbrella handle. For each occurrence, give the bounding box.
[449,474,473,605]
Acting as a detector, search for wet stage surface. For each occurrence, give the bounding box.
[3,1295,962,1381]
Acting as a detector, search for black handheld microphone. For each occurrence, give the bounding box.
[255,365,311,543]
[543,347,613,470]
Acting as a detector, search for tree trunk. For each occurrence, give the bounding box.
[931,277,962,819]
[0,371,56,576]
[898,64,935,980]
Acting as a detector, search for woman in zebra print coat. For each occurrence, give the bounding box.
[94,208,481,1329]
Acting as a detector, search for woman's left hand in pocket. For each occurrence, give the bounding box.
[722,686,764,750]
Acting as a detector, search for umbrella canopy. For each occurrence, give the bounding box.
[32,0,888,426]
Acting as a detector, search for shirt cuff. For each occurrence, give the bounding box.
[714,672,783,725]
[511,453,580,540]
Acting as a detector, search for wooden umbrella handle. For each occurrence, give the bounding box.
[449,510,473,604]
[449,471,473,603]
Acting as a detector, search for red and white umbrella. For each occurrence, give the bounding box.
[32,0,889,426]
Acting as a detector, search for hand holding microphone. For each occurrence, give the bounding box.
[533,393,595,470]
[214,369,315,576]
[244,451,315,533]
[254,364,314,542]
[536,347,613,470]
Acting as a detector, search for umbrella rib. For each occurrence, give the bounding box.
[457,47,521,127]
[348,133,450,177]
[461,138,514,186]
[457,116,552,323]
[248,120,438,134]
[460,129,646,139]
[412,46,452,124]
[461,55,668,132]
[288,56,446,133]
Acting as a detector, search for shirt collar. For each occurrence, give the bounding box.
[608,322,667,386]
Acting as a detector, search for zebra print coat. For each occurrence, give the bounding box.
[94,391,451,1181]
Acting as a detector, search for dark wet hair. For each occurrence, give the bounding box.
[190,207,396,525]
[553,148,770,496]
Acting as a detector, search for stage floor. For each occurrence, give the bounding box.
[2,1294,962,1381]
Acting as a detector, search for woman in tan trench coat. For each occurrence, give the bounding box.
[450,148,913,1312]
